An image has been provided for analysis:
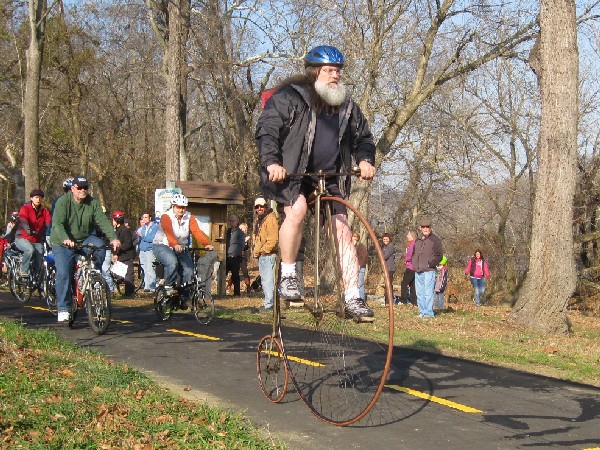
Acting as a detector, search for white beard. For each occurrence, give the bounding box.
[314,80,347,106]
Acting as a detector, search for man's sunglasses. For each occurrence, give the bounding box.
[74,186,88,190]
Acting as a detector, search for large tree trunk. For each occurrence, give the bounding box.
[23,0,47,200]
[512,0,578,334]
[164,0,190,183]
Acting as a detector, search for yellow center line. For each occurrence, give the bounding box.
[25,306,132,324]
[25,306,50,312]
[385,384,483,413]
[260,349,325,367]
[167,328,221,341]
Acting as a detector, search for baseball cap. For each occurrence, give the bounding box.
[419,218,432,227]
[72,175,89,189]
[254,197,267,207]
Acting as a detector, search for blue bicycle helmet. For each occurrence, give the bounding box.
[304,45,345,67]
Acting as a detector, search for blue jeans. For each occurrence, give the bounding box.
[15,238,43,275]
[139,249,157,290]
[259,254,277,308]
[153,244,193,287]
[54,235,106,314]
[434,292,445,309]
[358,267,366,300]
[415,270,436,317]
[470,277,486,305]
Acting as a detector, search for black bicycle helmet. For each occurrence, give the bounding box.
[304,45,345,67]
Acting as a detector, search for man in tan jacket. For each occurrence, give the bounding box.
[252,197,278,311]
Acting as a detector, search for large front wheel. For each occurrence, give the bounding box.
[85,273,112,335]
[281,196,394,426]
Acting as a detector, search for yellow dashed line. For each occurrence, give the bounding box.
[386,384,483,413]
[25,306,132,324]
[166,328,221,341]
[260,349,325,367]
[25,306,50,312]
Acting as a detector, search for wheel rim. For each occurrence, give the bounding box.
[257,335,288,403]
[281,196,394,426]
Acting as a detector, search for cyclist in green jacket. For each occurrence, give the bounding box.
[50,176,120,322]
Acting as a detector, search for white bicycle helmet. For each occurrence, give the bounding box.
[170,193,189,206]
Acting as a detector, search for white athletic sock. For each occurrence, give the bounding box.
[344,286,360,302]
[281,263,296,277]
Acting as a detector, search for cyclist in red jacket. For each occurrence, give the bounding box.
[15,189,51,279]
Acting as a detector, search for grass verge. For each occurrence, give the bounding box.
[0,320,283,449]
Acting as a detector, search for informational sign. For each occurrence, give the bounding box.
[195,215,211,236]
[154,188,182,217]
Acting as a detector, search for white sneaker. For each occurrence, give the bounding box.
[57,311,70,322]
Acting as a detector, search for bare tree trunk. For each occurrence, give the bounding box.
[164,0,190,183]
[513,0,578,334]
[23,0,47,200]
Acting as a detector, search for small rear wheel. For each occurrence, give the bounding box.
[193,288,214,325]
[257,335,288,403]
[86,273,112,335]
[154,287,173,321]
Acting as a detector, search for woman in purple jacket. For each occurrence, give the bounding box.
[399,230,418,305]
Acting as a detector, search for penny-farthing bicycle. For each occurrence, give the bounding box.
[257,170,394,426]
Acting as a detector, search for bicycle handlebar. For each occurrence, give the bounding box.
[286,167,362,178]
[73,243,112,252]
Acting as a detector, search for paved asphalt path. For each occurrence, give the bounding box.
[1,294,599,450]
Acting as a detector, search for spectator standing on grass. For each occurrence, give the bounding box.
[225,214,245,296]
[434,255,448,310]
[400,230,418,305]
[137,212,158,292]
[381,233,395,304]
[465,250,490,306]
[251,197,278,312]
[411,218,443,318]
[239,222,251,293]
[112,211,136,296]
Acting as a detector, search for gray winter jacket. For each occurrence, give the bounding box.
[412,234,443,273]
[255,81,375,205]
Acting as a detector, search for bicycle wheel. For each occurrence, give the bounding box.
[154,286,173,321]
[134,262,144,292]
[193,287,214,325]
[257,334,289,403]
[10,272,32,303]
[85,273,112,335]
[280,196,394,426]
[43,265,58,315]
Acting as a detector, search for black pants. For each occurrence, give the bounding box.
[401,268,417,305]
[120,258,135,295]
[226,256,242,295]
